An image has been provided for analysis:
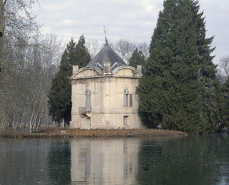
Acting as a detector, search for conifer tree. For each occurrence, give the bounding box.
[48,35,91,125]
[137,0,220,134]
[222,79,229,129]
[192,1,222,132]
[75,35,91,67]
[129,48,145,72]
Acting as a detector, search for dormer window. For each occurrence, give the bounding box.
[103,62,111,74]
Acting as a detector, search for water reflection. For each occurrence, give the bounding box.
[47,140,71,184]
[137,134,229,185]
[0,139,53,185]
[0,135,229,185]
[70,139,140,185]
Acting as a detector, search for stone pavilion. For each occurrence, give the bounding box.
[70,39,143,129]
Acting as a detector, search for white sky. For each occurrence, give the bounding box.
[34,0,229,64]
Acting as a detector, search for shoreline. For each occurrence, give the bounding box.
[0,128,187,138]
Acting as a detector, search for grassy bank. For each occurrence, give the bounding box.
[0,128,187,138]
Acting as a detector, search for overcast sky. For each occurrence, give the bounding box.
[34,0,229,64]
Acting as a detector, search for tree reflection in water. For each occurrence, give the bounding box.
[47,140,71,185]
[137,134,229,185]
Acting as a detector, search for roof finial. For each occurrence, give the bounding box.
[103,26,108,45]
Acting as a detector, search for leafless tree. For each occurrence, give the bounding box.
[112,39,136,63]
[109,39,149,64]
[85,39,100,58]
[0,33,63,130]
[137,42,150,59]
[219,57,229,76]
[0,0,40,64]
[0,0,41,130]
[216,56,229,84]
[38,34,63,128]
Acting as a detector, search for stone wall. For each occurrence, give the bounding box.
[70,66,142,129]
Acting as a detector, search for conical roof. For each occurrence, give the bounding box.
[86,44,126,70]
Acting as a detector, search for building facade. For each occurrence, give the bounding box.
[70,42,143,129]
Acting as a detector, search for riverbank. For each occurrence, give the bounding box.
[0,128,187,138]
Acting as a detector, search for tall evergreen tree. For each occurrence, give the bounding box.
[74,35,91,67]
[129,48,145,72]
[222,79,229,129]
[48,35,91,125]
[192,1,222,132]
[137,0,220,134]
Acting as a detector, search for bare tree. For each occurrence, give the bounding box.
[216,68,226,85]
[112,39,136,63]
[85,38,149,64]
[136,42,150,59]
[219,57,229,76]
[109,39,149,64]
[216,56,229,84]
[0,0,45,130]
[0,34,63,130]
[85,39,100,58]
[0,0,40,65]
[38,34,63,127]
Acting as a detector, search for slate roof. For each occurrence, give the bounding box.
[86,44,127,70]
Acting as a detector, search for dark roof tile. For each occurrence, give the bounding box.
[86,44,126,69]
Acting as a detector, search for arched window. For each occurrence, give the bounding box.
[85,89,91,111]
[124,89,129,107]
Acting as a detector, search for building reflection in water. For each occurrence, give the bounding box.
[70,138,140,185]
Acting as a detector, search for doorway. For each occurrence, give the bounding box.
[87,118,91,129]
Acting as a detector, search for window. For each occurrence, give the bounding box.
[123,116,128,126]
[124,89,132,107]
[85,89,91,111]
[124,89,129,107]
[129,94,132,107]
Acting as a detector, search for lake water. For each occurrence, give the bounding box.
[0,134,228,185]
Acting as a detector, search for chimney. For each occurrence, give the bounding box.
[72,65,79,74]
[137,65,142,74]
